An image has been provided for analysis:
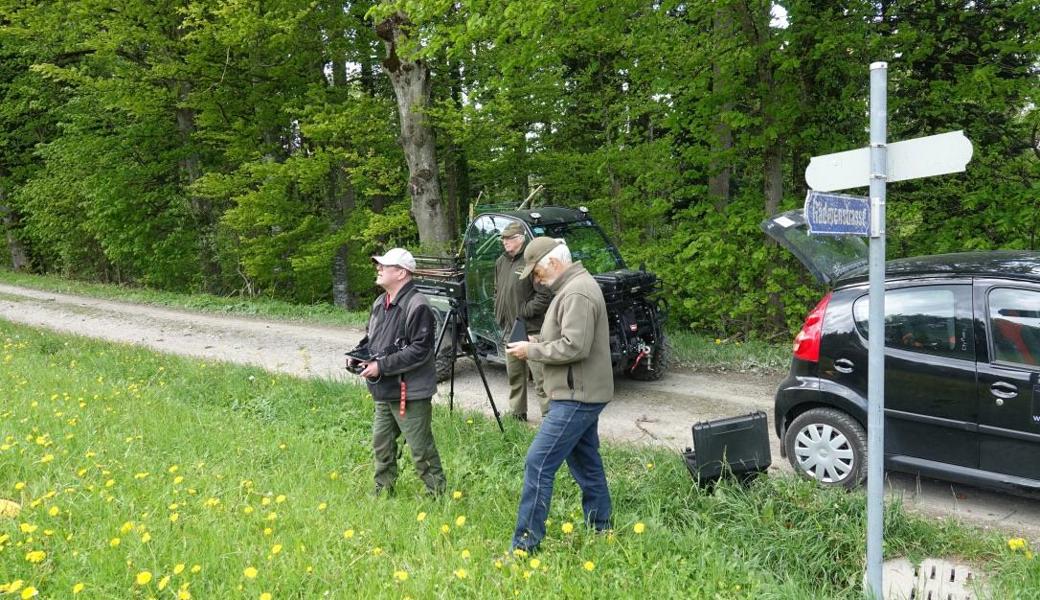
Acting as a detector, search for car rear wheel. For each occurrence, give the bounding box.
[784,408,866,489]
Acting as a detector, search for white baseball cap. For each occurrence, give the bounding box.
[371,247,417,272]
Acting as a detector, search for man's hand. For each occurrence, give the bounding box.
[506,341,529,361]
[359,361,381,379]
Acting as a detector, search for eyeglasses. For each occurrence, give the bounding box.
[501,234,522,241]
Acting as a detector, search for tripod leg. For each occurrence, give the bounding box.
[464,326,503,433]
[448,310,458,412]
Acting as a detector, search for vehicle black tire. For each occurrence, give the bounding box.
[627,334,671,381]
[784,408,867,489]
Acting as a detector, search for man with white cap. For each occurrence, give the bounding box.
[347,247,446,496]
[505,237,613,553]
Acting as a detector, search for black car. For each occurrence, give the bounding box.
[763,209,1040,492]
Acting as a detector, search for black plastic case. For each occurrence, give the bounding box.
[683,411,772,484]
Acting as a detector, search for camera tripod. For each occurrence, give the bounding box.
[434,299,504,433]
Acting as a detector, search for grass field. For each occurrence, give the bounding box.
[1,320,1037,599]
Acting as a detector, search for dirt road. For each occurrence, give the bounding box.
[1,282,1037,541]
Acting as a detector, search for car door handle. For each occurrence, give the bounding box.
[990,381,1019,399]
[834,358,854,374]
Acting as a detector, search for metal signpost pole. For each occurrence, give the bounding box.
[865,61,888,599]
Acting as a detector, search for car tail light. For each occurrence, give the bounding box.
[792,292,832,363]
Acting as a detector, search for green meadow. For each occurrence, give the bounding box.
[0,320,1036,599]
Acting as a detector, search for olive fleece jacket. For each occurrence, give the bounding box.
[494,244,552,334]
[525,262,613,404]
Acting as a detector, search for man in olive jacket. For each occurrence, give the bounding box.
[494,221,552,420]
[348,247,446,497]
[505,237,613,553]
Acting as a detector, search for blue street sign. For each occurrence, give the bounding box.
[804,190,870,236]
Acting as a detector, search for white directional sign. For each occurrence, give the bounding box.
[805,130,973,192]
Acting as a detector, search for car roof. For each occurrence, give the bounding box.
[837,250,1040,285]
[477,206,587,226]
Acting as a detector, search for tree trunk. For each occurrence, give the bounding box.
[1,192,29,271]
[330,162,358,309]
[375,13,452,251]
[175,81,221,292]
[708,6,734,210]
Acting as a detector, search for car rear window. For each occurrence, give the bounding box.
[987,287,1040,367]
[853,286,973,359]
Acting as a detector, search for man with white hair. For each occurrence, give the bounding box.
[348,247,446,497]
[505,237,613,553]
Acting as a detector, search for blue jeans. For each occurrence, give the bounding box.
[511,400,611,552]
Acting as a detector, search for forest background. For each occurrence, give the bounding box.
[1,0,1037,339]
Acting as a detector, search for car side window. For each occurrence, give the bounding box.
[987,288,1040,368]
[853,286,973,359]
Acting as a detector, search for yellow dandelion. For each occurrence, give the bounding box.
[271,544,282,555]
[141,532,152,543]
[20,586,37,599]
[110,537,121,547]
[173,476,184,485]
[494,560,503,569]
[263,528,273,536]
[530,558,541,569]
[40,454,54,463]
[512,548,528,559]
[25,550,46,563]
[317,502,327,511]
[168,465,179,473]
[561,522,574,534]
[14,482,25,490]
[343,529,355,539]
[47,506,59,517]
[461,549,471,559]
[440,524,451,534]
[173,563,185,574]
[136,571,153,585]
[20,523,37,534]
[72,583,85,594]
[243,566,258,579]
[169,513,179,523]
[261,497,272,506]
[1008,537,1028,552]
[416,512,427,522]
[455,515,466,527]
[371,547,383,556]
[452,490,463,500]
[583,561,595,571]
[394,570,409,582]
[454,568,468,579]
[191,564,202,573]
[158,576,170,591]
[4,580,24,593]
[105,479,115,487]
[275,495,286,504]
[634,522,646,534]
[120,521,134,534]
[260,593,272,600]
[329,471,339,480]
[178,589,192,600]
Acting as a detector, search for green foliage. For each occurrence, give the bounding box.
[0,0,1037,337]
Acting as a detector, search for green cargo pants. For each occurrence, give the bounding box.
[372,399,446,495]
[505,350,548,418]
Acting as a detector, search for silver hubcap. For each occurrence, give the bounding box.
[793,423,855,483]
